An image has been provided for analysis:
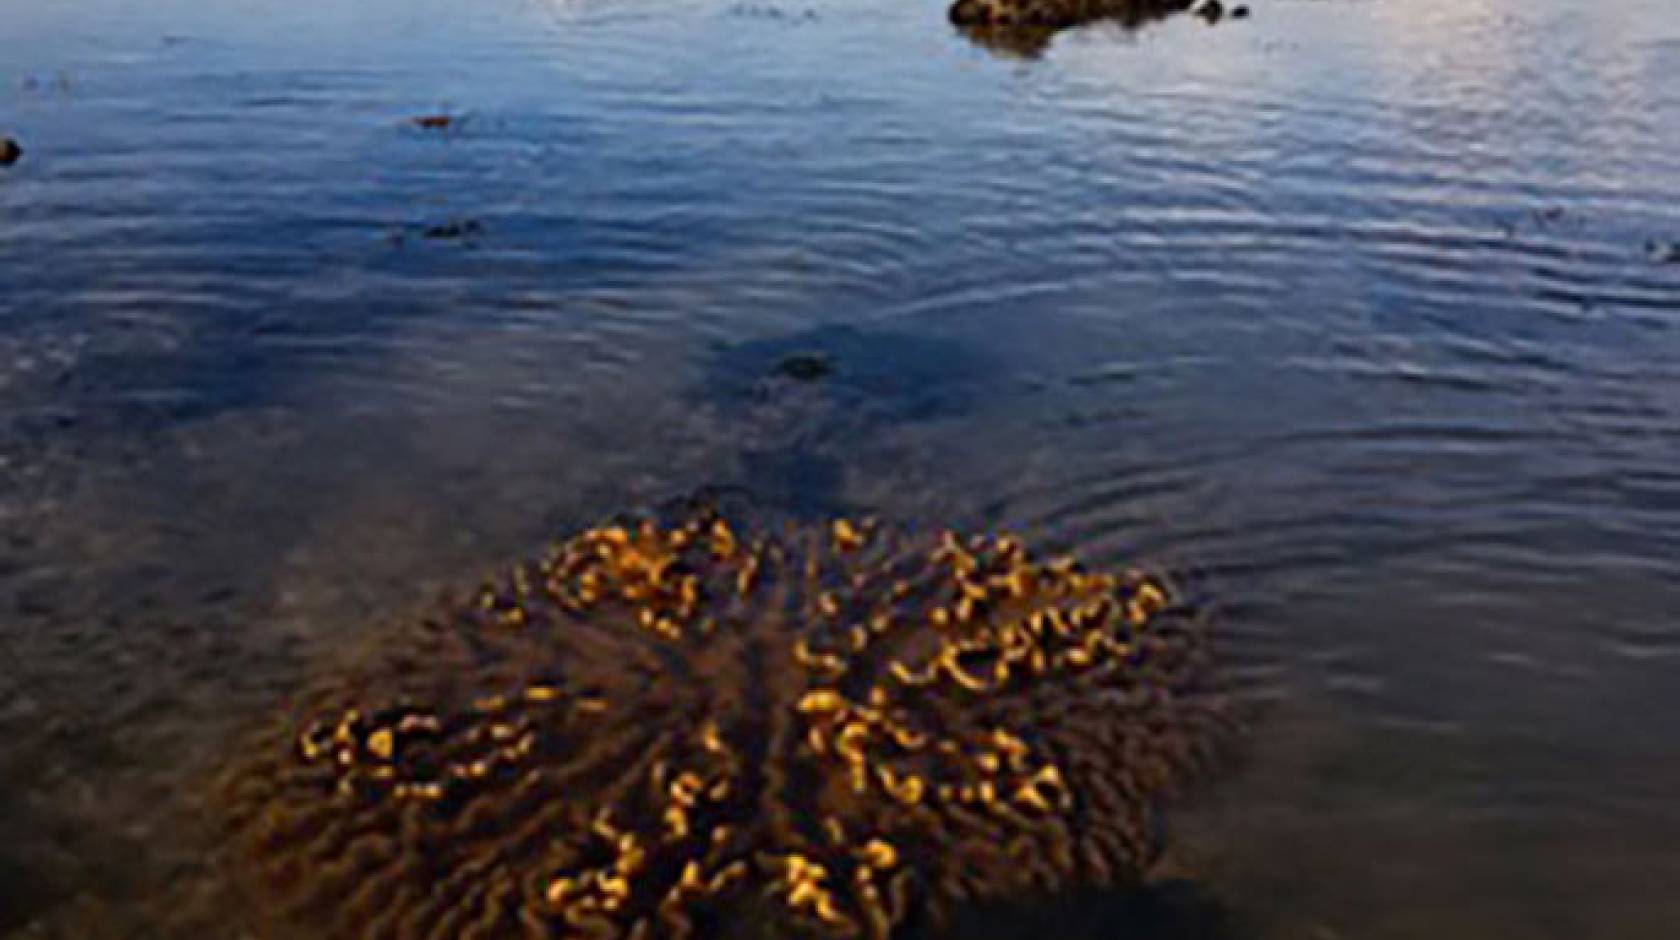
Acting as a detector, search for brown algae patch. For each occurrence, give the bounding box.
[215,508,1229,938]
[949,0,1245,57]
[949,0,1195,29]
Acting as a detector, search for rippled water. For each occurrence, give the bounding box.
[3,0,1680,936]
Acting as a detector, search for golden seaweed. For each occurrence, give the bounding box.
[216,509,1228,939]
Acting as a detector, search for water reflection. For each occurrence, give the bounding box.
[2,0,1680,936]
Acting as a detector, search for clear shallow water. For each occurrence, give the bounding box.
[2,0,1679,936]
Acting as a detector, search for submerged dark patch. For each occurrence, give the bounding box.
[939,878,1249,940]
[696,325,1004,512]
[773,352,837,383]
[700,324,999,426]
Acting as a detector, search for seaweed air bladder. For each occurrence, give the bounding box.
[216,507,1230,939]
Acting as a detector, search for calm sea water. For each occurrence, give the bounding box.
[3,0,1680,936]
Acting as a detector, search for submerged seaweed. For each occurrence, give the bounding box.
[216,507,1228,939]
[696,325,1005,516]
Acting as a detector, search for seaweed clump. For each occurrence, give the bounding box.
[217,508,1228,939]
[949,0,1194,30]
[949,0,1239,57]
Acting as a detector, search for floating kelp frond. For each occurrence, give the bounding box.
[216,509,1229,939]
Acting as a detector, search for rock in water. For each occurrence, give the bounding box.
[0,138,21,166]
[949,0,1194,29]
[948,0,1206,57]
[215,507,1230,939]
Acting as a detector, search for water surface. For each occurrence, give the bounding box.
[3,0,1679,936]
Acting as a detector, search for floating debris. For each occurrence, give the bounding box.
[0,137,21,167]
[423,218,483,240]
[216,507,1230,939]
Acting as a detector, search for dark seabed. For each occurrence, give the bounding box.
[3,0,1680,936]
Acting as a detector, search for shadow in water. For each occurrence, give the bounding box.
[708,878,1247,940]
[931,878,1248,940]
[0,852,63,937]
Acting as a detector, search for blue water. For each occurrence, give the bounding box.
[2,0,1679,936]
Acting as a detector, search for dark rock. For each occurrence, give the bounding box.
[1231,4,1249,17]
[772,352,835,382]
[0,137,21,166]
[412,114,456,131]
[1196,0,1224,24]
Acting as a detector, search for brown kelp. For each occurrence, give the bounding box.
[949,0,1193,29]
[949,0,1239,57]
[216,508,1228,939]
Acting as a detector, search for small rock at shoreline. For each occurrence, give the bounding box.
[1196,0,1225,23]
[0,137,21,166]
